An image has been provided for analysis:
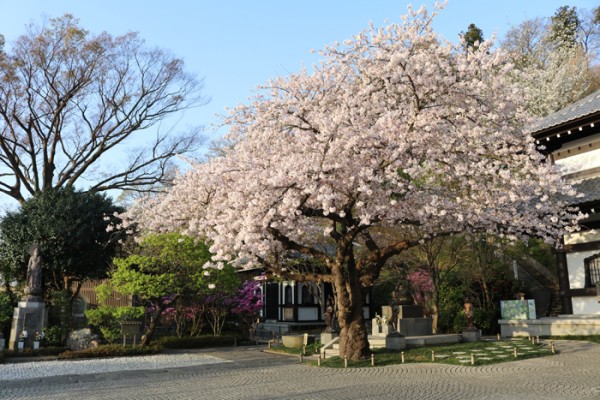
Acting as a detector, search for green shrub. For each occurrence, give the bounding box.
[452,308,498,334]
[156,334,239,349]
[58,344,162,359]
[0,292,14,335]
[85,306,145,343]
[43,326,66,347]
[5,346,65,358]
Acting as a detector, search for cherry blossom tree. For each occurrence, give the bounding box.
[131,6,581,360]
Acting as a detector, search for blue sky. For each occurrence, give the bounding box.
[0,1,597,208]
[2,0,597,142]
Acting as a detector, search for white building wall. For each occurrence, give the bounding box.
[571,297,600,315]
[564,230,600,314]
[567,250,599,288]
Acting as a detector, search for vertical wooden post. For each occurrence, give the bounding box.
[371,354,375,367]
[401,351,405,364]
[344,356,348,368]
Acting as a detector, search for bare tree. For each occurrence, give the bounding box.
[0,15,206,204]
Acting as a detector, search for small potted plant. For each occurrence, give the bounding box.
[33,331,44,350]
[18,330,28,351]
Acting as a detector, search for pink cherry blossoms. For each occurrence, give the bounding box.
[129,5,582,360]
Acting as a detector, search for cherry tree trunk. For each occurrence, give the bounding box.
[333,263,370,361]
[140,304,163,347]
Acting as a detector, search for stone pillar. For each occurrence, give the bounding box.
[9,299,48,350]
[556,240,573,315]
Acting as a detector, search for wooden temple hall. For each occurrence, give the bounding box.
[255,281,372,337]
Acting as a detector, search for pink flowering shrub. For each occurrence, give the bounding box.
[407,270,434,316]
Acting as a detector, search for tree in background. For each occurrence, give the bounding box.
[501,5,599,116]
[107,233,239,345]
[0,186,124,298]
[462,23,484,51]
[229,280,263,339]
[549,6,580,48]
[0,14,205,204]
[402,235,467,333]
[131,5,580,360]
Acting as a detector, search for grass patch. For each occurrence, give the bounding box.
[313,339,553,368]
[268,342,322,356]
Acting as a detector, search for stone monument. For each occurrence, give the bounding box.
[9,244,48,350]
[461,297,481,342]
[320,296,338,344]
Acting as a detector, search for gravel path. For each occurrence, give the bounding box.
[0,353,229,381]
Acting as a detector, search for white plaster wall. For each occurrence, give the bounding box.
[564,230,600,245]
[571,297,600,314]
[567,250,599,288]
[297,307,318,321]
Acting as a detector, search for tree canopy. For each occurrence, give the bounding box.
[108,232,239,344]
[0,15,206,204]
[130,5,581,360]
[0,186,125,296]
[501,5,600,116]
[462,23,484,50]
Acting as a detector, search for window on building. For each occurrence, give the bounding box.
[584,253,600,287]
[301,284,314,305]
[284,285,293,304]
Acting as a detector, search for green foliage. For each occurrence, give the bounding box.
[462,23,484,50]
[5,346,65,358]
[85,306,145,343]
[46,290,73,345]
[270,342,322,355]
[0,187,125,293]
[155,334,240,349]
[110,233,215,302]
[452,308,498,334]
[437,271,468,333]
[42,326,66,347]
[0,292,14,331]
[109,233,239,341]
[549,5,580,48]
[58,344,162,359]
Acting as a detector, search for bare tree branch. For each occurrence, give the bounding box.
[0,15,207,203]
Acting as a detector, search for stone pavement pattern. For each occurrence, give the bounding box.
[1,341,599,399]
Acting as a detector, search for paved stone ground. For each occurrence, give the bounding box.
[1,340,599,399]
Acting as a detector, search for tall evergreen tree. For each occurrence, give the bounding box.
[462,23,484,51]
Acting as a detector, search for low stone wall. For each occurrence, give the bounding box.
[499,317,600,337]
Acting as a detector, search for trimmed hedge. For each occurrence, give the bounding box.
[156,335,240,349]
[58,344,163,360]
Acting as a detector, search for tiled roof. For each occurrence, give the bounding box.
[528,90,600,134]
[572,176,600,205]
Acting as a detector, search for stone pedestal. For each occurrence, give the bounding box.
[462,329,482,343]
[385,334,406,350]
[320,331,338,344]
[398,317,433,336]
[9,299,48,350]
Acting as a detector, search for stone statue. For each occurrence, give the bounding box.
[464,297,475,331]
[323,296,335,333]
[389,290,400,331]
[25,244,43,297]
